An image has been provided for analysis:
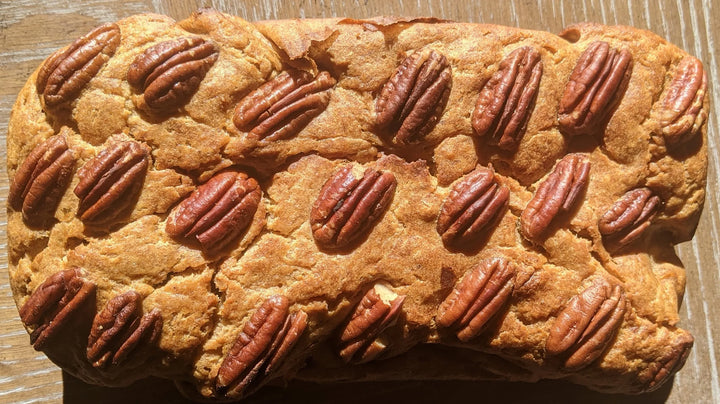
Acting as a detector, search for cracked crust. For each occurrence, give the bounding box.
[6,9,708,399]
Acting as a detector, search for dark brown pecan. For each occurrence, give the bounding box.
[520,153,590,241]
[599,187,661,247]
[644,332,694,391]
[376,48,452,144]
[74,140,150,222]
[558,41,632,136]
[546,279,626,370]
[36,23,120,109]
[338,284,405,364]
[437,258,516,341]
[472,46,543,150]
[215,296,307,398]
[310,165,396,249]
[86,291,163,368]
[128,37,218,110]
[658,56,708,145]
[233,70,336,142]
[165,170,261,252]
[437,166,509,247]
[8,135,75,223]
[19,268,96,350]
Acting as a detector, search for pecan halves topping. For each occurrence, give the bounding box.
[36,23,120,109]
[310,165,397,249]
[658,56,708,145]
[472,46,543,150]
[128,37,219,111]
[376,48,452,144]
[520,153,590,241]
[74,140,150,222]
[599,187,661,247]
[437,258,516,341]
[338,284,405,364]
[87,291,163,368]
[546,279,626,370]
[166,170,261,252]
[437,166,510,247]
[215,295,307,398]
[644,332,694,392]
[233,70,336,142]
[558,41,632,136]
[8,135,75,223]
[19,268,96,350]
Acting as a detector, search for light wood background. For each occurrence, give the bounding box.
[1,1,718,403]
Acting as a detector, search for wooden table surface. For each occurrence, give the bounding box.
[1,1,718,403]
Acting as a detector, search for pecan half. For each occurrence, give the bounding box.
[215,296,307,398]
[19,268,96,350]
[74,140,150,222]
[437,258,516,341]
[8,135,75,223]
[437,166,509,247]
[166,170,261,252]
[86,291,163,368]
[658,56,708,145]
[472,46,543,150]
[338,284,405,364]
[558,41,632,136]
[233,70,336,142]
[376,48,452,144]
[520,153,590,241]
[546,279,626,370]
[599,187,661,247]
[128,37,218,110]
[644,332,694,391]
[36,23,120,109]
[310,165,396,249]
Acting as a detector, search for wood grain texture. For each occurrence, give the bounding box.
[1,0,718,403]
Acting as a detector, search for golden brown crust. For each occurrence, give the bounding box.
[6,9,708,399]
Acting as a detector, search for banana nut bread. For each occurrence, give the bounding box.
[6,8,709,401]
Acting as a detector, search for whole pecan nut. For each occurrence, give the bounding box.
[376,48,452,144]
[215,295,307,398]
[520,153,590,241]
[310,165,396,249]
[128,37,219,110]
[8,134,75,223]
[87,291,163,368]
[436,258,516,341]
[165,170,262,252]
[19,268,96,350]
[74,140,150,222]
[338,283,405,364]
[599,187,661,247]
[233,70,336,142]
[472,46,543,150]
[36,23,121,109]
[437,166,509,247]
[658,56,708,145]
[558,41,632,136]
[546,278,626,370]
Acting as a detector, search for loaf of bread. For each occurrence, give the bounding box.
[6,9,709,401]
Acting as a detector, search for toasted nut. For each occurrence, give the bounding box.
[311,165,396,249]
[546,278,626,370]
[128,37,218,110]
[643,332,694,391]
[19,268,96,350]
[37,23,120,109]
[8,134,75,224]
[558,41,632,136]
[233,70,335,142]
[599,187,661,247]
[520,153,590,241]
[437,258,516,341]
[376,48,452,144]
[472,46,543,150]
[658,56,708,145]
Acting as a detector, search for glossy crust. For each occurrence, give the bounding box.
[6,9,708,400]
